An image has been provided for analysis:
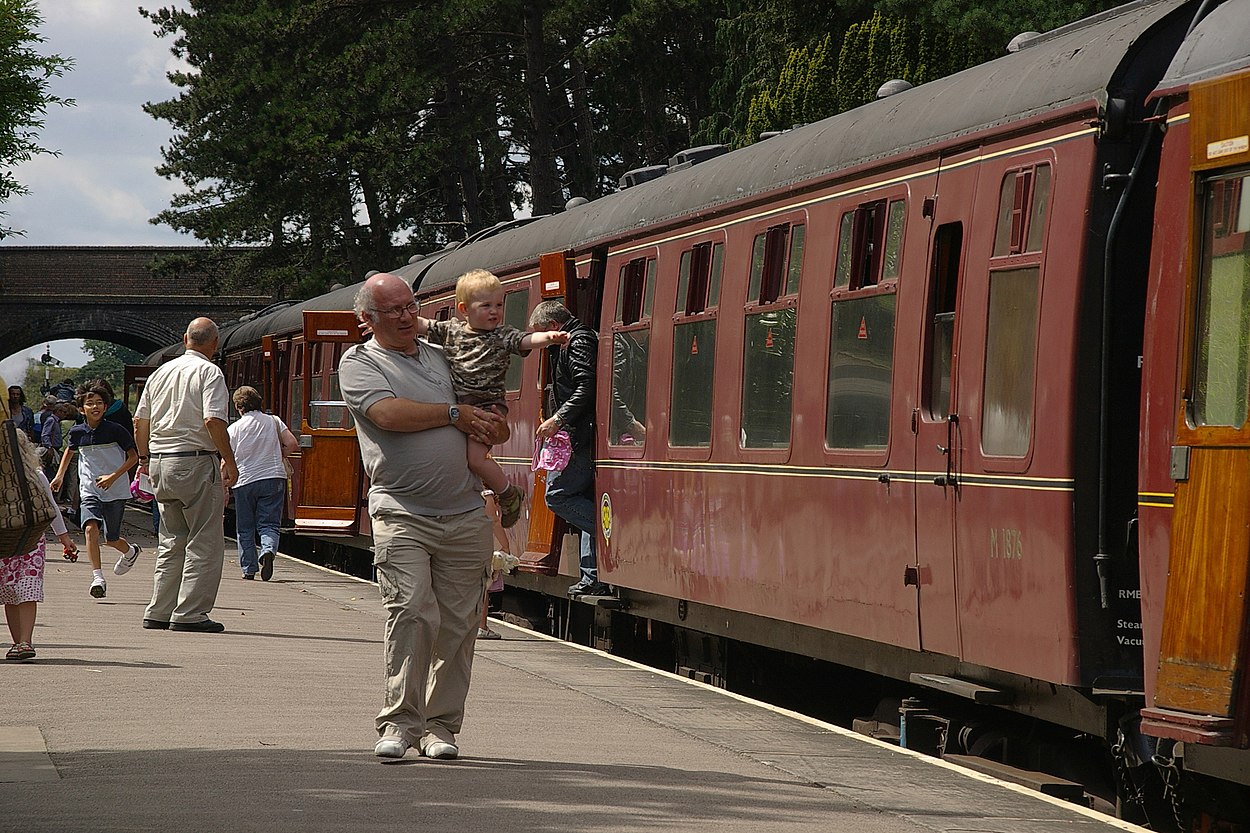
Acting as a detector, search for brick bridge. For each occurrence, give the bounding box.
[0,247,274,360]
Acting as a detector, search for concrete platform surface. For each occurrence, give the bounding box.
[0,509,1148,833]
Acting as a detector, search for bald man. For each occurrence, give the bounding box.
[134,317,239,633]
[340,273,505,761]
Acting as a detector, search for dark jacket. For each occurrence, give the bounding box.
[548,316,597,451]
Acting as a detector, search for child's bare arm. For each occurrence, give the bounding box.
[50,447,74,492]
[521,330,570,350]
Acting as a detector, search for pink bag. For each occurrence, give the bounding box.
[532,430,572,472]
[130,472,154,504]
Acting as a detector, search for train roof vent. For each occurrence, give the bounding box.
[1007,31,1042,53]
[667,143,728,172]
[619,164,668,190]
[876,79,913,98]
[565,196,590,209]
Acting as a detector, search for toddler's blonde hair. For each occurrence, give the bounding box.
[455,269,502,306]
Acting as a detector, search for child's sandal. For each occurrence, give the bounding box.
[6,642,35,661]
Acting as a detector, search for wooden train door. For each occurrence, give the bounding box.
[1149,73,1250,743]
[913,156,979,657]
[294,311,364,536]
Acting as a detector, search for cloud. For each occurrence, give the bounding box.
[3,1,191,244]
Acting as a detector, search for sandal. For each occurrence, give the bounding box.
[477,628,502,640]
[6,642,35,661]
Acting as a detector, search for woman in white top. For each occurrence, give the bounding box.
[226,386,298,580]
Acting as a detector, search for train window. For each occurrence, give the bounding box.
[676,242,725,315]
[503,289,530,392]
[670,320,716,447]
[616,257,654,325]
[610,329,649,446]
[827,295,895,449]
[981,267,1040,456]
[748,224,800,304]
[834,199,904,289]
[925,223,963,420]
[883,200,906,280]
[741,308,796,448]
[993,163,1051,256]
[1191,171,1250,427]
[435,306,453,321]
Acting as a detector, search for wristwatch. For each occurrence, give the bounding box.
[448,404,460,425]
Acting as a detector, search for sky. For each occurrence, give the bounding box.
[1,1,191,383]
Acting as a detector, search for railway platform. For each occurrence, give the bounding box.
[0,509,1147,833]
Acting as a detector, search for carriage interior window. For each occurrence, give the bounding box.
[741,308,796,448]
[748,223,803,305]
[834,198,906,288]
[290,342,304,434]
[1191,170,1250,428]
[434,305,453,321]
[827,296,895,449]
[610,329,649,446]
[993,163,1052,257]
[503,288,531,392]
[925,223,963,420]
[616,257,656,325]
[981,268,1040,456]
[671,242,724,447]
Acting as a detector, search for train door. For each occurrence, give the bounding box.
[521,251,577,573]
[913,155,979,657]
[293,311,364,536]
[1151,73,1250,740]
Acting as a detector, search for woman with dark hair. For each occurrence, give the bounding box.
[226,386,298,580]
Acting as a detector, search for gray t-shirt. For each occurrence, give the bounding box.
[338,339,483,518]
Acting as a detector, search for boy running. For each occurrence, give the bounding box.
[418,269,569,527]
[50,381,142,598]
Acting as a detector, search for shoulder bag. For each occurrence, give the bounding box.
[0,419,55,557]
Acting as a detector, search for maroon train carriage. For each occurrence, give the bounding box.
[136,0,1250,824]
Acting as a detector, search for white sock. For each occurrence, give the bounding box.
[92,569,104,580]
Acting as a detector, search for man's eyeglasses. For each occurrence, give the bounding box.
[374,301,419,319]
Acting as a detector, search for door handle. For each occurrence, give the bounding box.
[904,565,920,586]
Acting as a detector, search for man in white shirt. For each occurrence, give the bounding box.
[134,318,239,633]
[226,385,298,581]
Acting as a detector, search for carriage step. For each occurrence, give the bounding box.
[909,673,1013,704]
[942,754,1087,802]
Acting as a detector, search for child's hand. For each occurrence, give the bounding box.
[49,476,62,492]
[58,533,77,554]
[549,331,571,346]
[96,473,119,490]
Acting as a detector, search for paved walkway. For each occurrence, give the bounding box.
[0,508,1149,833]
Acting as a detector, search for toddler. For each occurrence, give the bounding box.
[419,269,569,526]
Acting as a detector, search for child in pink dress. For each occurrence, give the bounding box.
[3,468,76,661]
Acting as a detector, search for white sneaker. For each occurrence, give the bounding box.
[114,544,140,576]
[422,740,459,760]
[374,737,409,759]
[89,575,107,598]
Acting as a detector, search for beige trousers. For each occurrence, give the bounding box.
[372,508,492,746]
[144,455,225,624]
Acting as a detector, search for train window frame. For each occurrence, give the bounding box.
[503,286,531,395]
[616,255,658,326]
[834,196,907,291]
[670,233,727,456]
[991,162,1053,258]
[979,156,1053,467]
[1180,167,1250,439]
[740,212,805,458]
[747,222,804,306]
[606,246,660,456]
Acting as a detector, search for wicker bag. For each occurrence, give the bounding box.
[0,418,55,557]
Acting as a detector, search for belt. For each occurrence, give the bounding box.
[151,450,218,458]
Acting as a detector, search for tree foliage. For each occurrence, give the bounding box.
[0,0,72,239]
[142,0,1123,294]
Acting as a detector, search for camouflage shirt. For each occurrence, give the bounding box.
[425,318,530,402]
